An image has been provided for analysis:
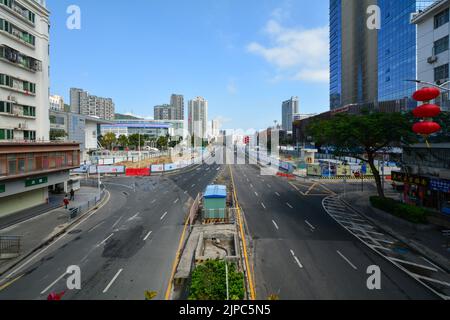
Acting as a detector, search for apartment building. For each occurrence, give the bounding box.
[0,0,50,141]
[188,96,208,140]
[49,94,64,111]
[70,88,115,121]
[412,0,450,111]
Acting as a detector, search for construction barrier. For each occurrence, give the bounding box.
[125,168,151,176]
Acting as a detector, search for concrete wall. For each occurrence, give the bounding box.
[0,187,46,218]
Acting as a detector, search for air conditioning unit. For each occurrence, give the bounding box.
[7,95,17,102]
[427,55,438,64]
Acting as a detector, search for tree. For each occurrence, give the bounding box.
[157,136,169,150]
[307,111,417,198]
[128,134,146,149]
[189,260,245,300]
[117,135,129,148]
[100,132,117,150]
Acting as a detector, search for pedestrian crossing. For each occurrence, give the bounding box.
[322,195,450,300]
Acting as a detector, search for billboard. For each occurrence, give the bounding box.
[151,164,164,172]
[337,165,351,176]
[164,163,178,171]
[307,164,322,176]
[97,166,125,174]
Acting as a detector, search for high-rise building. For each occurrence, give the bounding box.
[170,94,184,120]
[154,104,175,120]
[412,0,450,111]
[188,96,208,139]
[330,0,437,111]
[0,0,50,141]
[282,97,299,132]
[70,88,115,121]
[49,94,64,111]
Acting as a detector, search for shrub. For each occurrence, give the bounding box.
[370,196,429,224]
[189,260,245,300]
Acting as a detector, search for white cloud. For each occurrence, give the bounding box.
[247,18,329,84]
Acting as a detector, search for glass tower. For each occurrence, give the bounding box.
[377,0,436,109]
[330,0,438,111]
[330,0,342,110]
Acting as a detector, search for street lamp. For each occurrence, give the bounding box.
[406,79,450,92]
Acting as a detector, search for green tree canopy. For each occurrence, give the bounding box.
[117,135,129,148]
[100,132,117,150]
[307,111,417,197]
[189,260,245,300]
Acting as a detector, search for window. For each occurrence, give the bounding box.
[434,8,449,29]
[0,101,12,113]
[435,64,449,82]
[0,129,13,140]
[23,130,36,141]
[434,36,449,55]
[23,105,36,117]
[0,74,12,87]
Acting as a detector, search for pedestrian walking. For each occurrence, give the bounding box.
[70,188,75,201]
[63,194,70,209]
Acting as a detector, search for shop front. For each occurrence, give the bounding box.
[392,172,450,214]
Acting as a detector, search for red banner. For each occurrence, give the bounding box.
[125,168,150,176]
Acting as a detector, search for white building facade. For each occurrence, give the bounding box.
[282,96,299,133]
[413,0,450,110]
[70,88,115,121]
[188,96,208,140]
[49,94,64,111]
[0,0,50,141]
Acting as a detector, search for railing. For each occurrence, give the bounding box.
[0,235,21,259]
[67,185,106,222]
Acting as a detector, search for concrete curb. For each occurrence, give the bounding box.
[0,190,111,279]
[339,194,450,274]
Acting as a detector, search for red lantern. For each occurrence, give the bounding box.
[412,104,441,118]
[412,121,441,135]
[412,87,441,102]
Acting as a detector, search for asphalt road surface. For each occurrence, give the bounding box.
[0,161,222,300]
[230,162,438,300]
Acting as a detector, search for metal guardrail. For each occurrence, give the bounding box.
[0,236,21,259]
[67,189,105,222]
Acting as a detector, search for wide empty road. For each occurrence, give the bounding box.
[0,161,222,300]
[231,163,437,300]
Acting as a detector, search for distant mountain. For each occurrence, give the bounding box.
[115,113,143,120]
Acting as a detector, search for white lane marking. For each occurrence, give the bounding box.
[337,250,358,270]
[421,257,444,272]
[160,212,168,220]
[290,250,303,269]
[130,212,140,220]
[254,192,259,197]
[111,217,123,229]
[305,220,315,230]
[103,269,123,293]
[275,192,280,197]
[272,220,279,230]
[151,199,156,204]
[261,203,266,210]
[286,203,293,209]
[191,184,196,188]
[143,231,153,241]
[250,184,254,188]
[88,221,105,233]
[40,271,67,295]
[267,184,271,188]
[414,274,450,287]
[174,199,179,204]
[289,183,299,191]
[184,190,188,194]
[388,257,438,272]
[100,233,114,246]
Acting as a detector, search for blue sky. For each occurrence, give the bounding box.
[48,0,330,130]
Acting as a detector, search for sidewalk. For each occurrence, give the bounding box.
[341,191,450,273]
[0,186,104,277]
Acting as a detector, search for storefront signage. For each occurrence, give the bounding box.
[391,172,429,187]
[25,177,48,188]
[430,179,450,193]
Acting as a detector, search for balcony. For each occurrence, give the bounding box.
[0,18,36,48]
[0,46,42,72]
[0,0,36,26]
